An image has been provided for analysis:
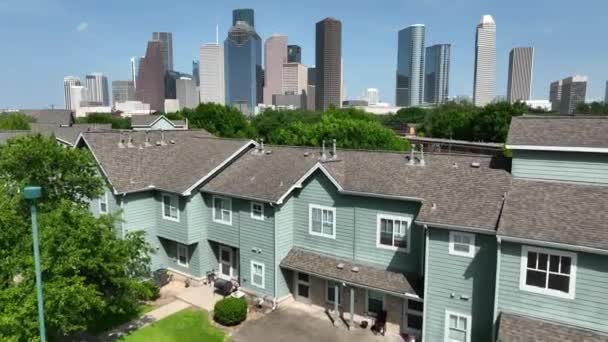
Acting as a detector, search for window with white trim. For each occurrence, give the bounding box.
[309,204,336,238]
[377,214,411,252]
[250,261,265,288]
[251,202,264,220]
[162,194,179,221]
[520,246,577,299]
[213,196,232,225]
[449,232,476,257]
[325,280,341,304]
[366,290,385,317]
[99,192,108,214]
[444,311,470,342]
[176,243,189,267]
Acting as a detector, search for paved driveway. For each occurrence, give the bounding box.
[232,306,404,342]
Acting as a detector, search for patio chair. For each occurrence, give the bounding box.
[370,310,387,336]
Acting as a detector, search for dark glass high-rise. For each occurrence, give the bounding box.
[287,45,302,63]
[232,9,254,27]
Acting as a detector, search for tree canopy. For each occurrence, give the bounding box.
[0,112,33,130]
[0,135,153,340]
[75,113,131,129]
[171,103,256,138]
[576,101,608,115]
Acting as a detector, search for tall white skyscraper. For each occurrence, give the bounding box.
[366,88,379,105]
[396,24,425,106]
[281,62,308,95]
[63,76,81,110]
[69,85,86,111]
[199,43,225,104]
[176,77,199,109]
[473,15,496,107]
[85,73,110,106]
[507,47,534,103]
[130,57,142,89]
[263,35,288,105]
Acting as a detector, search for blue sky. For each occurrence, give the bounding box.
[1,0,606,109]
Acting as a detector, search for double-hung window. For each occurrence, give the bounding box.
[99,192,108,214]
[213,196,232,225]
[162,194,179,221]
[366,290,385,317]
[444,311,470,342]
[520,246,577,299]
[176,243,189,267]
[449,232,476,258]
[250,261,265,288]
[377,214,411,252]
[309,204,336,238]
[251,202,264,220]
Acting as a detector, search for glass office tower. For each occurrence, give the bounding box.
[224,20,262,115]
[396,24,425,107]
[424,44,451,104]
[232,9,255,27]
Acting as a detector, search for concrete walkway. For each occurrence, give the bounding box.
[176,284,223,311]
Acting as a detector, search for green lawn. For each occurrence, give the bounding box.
[90,303,157,333]
[120,308,227,342]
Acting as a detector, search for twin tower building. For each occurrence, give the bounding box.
[198,9,342,115]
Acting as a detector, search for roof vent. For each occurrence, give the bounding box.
[127,135,135,148]
[144,134,152,147]
[351,266,359,273]
[452,162,458,168]
[431,202,437,210]
[303,152,310,157]
[321,140,327,161]
[118,138,126,148]
[155,141,161,146]
[471,162,480,168]
[160,131,167,146]
[265,150,272,155]
[336,263,345,270]
[332,139,337,160]
[169,139,176,144]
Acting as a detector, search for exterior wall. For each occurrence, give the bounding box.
[155,192,189,244]
[496,241,608,333]
[512,150,608,184]
[159,237,202,277]
[122,192,163,271]
[291,171,422,274]
[424,228,496,342]
[276,200,295,299]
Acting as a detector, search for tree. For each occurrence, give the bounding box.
[470,101,525,142]
[75,113,131,129]
[0,135,153,340]
[421,102,478,141]
[381,107,428,130]
[576,102,608,115]
[251,108,320,142]
[0,112,33,130]
[174,103,255,138]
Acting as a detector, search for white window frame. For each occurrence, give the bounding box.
[212,195,232,225]
[325,280,341,305]
[250,201,264,221]
[99,192,109,214]
[444,310,471,342]
[309,204,336,239]
[519,245,577,299]
[162,193,180,222]
[449,231,476,258]
[250,260,265,288]
[176,243,189,267]
[218,245,234,279]
[365,289,386,317]
[376,214,411,253]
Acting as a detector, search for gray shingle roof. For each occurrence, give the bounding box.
[0,124,112,146]
[280,248,422,296]
[507,116,608,149]
[204,146,511,230]
[80,130,251,194]
[19,109,74,126]
[498,313,608,342]
[498,179,608,251]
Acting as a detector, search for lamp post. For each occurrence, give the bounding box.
[23,186,47,342]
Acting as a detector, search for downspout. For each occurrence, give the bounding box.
[121,194,127,239]
[421,224,430,342]
[492,237,502,342]
[272,203,278,310]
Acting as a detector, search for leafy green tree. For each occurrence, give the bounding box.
[0,112,33,130]
[175,103,255,138]
[0,135,153,340]
[470,101,526,142]
[76,113,131,129]
[251,108,320,142]
[421,102,478,141]
[576,101,608,115]
[382,107,428,130]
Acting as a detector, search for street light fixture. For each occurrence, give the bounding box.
[23,186,47,342]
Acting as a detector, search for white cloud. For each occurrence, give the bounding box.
[76,21,88,32]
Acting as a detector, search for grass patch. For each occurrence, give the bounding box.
[90,303,156,333]
[120,308,226,342]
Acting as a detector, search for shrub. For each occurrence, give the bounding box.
[138,280,161,301]
[213,297,247,326]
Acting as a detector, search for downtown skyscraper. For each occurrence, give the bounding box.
[473,15,496,107]
[136,40,165,112]
[396,24,425,107]
[152,32,173,72]
[85,73,110,106]
[199,43,225,104]
[560,75,587,114]
[315,17,342,111]
[225,13,262,115]
[233,8,254,27]
[263,35,288,105]
[287,45,302,63]
[424,44,450,104]
[550,80,562,112]
[507,47,534,103]
[63,76,81,110]
[112,80,135,106]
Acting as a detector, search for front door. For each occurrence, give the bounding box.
[218,246,234,279]
[294,272,311,303]
[402,298,423,338]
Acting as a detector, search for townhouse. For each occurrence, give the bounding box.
[77,116,608,341]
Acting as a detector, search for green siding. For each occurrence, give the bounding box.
[155,192,189,244]
[188,192,214,277]
[159,238,202,277]
[512,150,608,183]
[424,229,496,342]
[123,192,163,271]
[496,242,608,333]
[276,200,295,299]
[205,194,240,247]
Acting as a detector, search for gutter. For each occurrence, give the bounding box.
[497,235,608,256]
[416,221,496,235]
[421,224,430,342]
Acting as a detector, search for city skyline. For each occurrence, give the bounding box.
[1,0,607,108]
